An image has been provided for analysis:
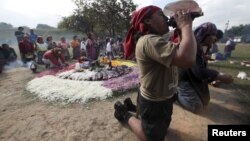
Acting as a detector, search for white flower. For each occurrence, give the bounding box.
[26,75,113,104]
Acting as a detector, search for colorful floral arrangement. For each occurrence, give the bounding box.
[26,60,139,104]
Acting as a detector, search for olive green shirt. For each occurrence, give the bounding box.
[136,34,178,101]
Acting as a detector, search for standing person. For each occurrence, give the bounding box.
[105,38,113,60]
[70,35,81,59]
[86,32,99,61]
[15,27,25,61]
[58,37,70,60]
[224,37,236,58]
[14,27,25,44]
[113,5,197,141]
[176,22,233,113]
[110,38,117,57]
[35,36,47,64]
[80,37,87,57]
[117,36,124,57]
[29,29,38,46]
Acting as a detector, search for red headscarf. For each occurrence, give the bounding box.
[124,5,161,59]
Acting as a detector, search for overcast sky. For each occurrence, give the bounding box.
[0,0,249,31]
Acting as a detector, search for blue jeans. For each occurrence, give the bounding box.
[177,81,204,113]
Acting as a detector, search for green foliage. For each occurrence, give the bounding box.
[58,15,92,33]
[36,24,56,30]
[225,24,250,42]
[58,0,137,37]
[225,24,250,36]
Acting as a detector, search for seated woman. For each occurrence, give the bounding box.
[42,48,68,68]
[176,22,233,113]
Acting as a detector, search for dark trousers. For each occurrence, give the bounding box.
[137,91,174,141]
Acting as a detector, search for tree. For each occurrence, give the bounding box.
[36,24,56,30]
[58,15,92,32]
[224,24,250,42]
[225,24,250,36]
[58,0,137,37]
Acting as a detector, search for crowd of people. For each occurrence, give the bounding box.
[0,25,236,74]
[0,27,126,73]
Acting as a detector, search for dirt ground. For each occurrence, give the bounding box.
[0,67,249,141]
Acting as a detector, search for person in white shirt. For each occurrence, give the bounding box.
[106,38,113,60]
[224,37,236,58]
[36,36,48,64]
[80,37,87,56]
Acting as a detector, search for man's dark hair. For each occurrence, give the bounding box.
[18,27,24,30]
[2,44,7,46]
[216,29,223,40]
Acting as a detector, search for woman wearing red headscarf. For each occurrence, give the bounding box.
[113,5,197,141]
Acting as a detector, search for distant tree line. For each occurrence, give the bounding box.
[36,24,56,30]
[0,22,55,30]
[0,22,13,29]
[57,0,137,37]
[225,24,250,43]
